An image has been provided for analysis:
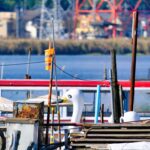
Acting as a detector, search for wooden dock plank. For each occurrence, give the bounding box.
[70,122,150,149]
[71,132,150,138]
[85,133,150,138]
[71,143,109,149]
[83,122,150,128]
[83,128,150,133]
[71,138,150,143]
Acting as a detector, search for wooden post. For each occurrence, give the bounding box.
[103,65,107,80]
[25,48,31,99]
[58,110,61,148]
[109,69,114,123]
[129,11,138,111]
[50,107,55,144]
[25,48,31,79]
[111,49,121,123]
[119,85,124,116]
[101,104,104,123]
[45,44,54,145]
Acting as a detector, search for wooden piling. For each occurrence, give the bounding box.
[25,48,32,99]
[119,85,124,116]
[110,49,121,123]
[25,48,32,79]
[103,65,107,80]
[100,104,104,123]
[129,11,138,111]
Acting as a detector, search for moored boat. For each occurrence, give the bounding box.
[0,79,150,122]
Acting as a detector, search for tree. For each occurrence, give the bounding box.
[60,0,70,11]
[0,0,16,11]
[45,0,53,9]
[0,0,42,11]
[25,0,41,9]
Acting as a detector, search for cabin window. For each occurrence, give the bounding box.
[134,90,150,117]
[66,90,112,117]
[2,90,32,101]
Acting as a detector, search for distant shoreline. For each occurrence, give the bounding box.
[0,38,150,55]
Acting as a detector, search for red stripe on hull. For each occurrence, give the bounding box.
[0,79,150,88]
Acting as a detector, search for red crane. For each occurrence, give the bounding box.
[74,0,150,38]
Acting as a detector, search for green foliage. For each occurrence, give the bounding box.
[25,0,41,9]
[60,0,70,10]
[45,0,53,9]
[0,0,42,11]
[0,0,16,11]
[1,0,150,11]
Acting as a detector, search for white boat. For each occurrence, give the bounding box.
[0,79,150,123]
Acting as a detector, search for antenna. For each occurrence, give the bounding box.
[39,0,67,40]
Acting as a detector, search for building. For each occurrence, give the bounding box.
[0,12,16,38]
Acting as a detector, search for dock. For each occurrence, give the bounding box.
[70,120,150,149]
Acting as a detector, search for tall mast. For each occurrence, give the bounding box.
[39,0,45,39]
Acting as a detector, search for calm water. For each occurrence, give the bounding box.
[0,55,150,113]
[0,55,150,80]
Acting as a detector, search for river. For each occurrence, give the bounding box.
[0,55,150,114]
[0,55,150,80]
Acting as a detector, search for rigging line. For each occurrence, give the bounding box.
[56,63,106,82]
[0,60,84,80]
[0,61,105,81]
[0,61,44,66]
[54,62,84,80]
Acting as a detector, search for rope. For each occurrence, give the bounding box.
[0,60,84,80]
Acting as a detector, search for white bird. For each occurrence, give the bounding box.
[60,89,84,124]
[59,88,85,147]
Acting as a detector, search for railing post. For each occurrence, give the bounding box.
[94,85,101,124]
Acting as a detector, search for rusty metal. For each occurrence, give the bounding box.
[74,0,149,38]
[129,11,138,111]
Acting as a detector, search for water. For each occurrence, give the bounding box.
[0,55,150,114]
[0,55,150,80]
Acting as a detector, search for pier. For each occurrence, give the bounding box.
[70,121,150,149]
